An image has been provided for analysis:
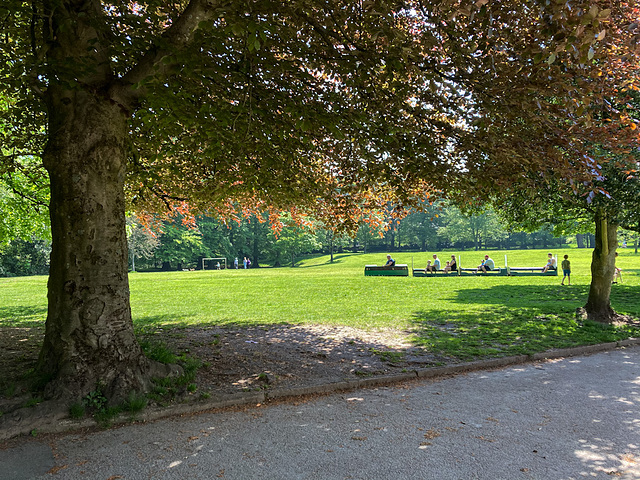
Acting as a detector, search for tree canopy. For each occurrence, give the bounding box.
[2,1,618,218]
[0,0,630,403]
[488,0,640,322]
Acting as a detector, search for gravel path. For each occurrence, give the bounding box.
[2,346,638,480]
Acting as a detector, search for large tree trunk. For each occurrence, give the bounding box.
[329,233,334,262]
[252,218,261,268]
[584,209,618,323]
[38,89,172,403]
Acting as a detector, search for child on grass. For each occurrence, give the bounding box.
[613,252,622,284]
[561,254,571,285]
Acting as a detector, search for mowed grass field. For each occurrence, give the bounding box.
[1,248,639,360]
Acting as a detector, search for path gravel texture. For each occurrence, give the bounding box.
[1,346,638,480]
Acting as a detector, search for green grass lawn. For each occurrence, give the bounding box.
[1,248,639,361]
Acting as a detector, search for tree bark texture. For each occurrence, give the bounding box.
[38,89,158,401]
[584,209,618,323]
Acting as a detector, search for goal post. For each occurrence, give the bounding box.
[202,257,227,270]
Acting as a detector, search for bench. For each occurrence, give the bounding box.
[364,264,409,276]
[507,266,558,276]
[413,268,460,277]
[459,267,508,276]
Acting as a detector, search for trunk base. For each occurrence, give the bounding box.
[577,307,637,326]
[38,355,182,405]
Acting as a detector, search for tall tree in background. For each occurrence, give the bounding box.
[492,1,640,323]
[495,157,640,322]
[0,0,614,403]
[266,215,319,267]
[126,216,159,272]
[439,206,506,251]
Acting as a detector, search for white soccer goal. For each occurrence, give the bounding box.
[202,257,227,270]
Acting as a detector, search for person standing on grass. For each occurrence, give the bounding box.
[243,257,248,269]
[561,254,571,285]
[234,257,239,269]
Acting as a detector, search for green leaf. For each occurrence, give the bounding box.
[231,23,244,36]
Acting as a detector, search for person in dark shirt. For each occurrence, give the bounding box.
[561,254,571,285]
[448,255,457,272]
[384,254,396,267]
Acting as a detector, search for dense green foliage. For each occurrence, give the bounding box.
[127,206,588,271]
[0,239,50,277]
[5,202,636,277]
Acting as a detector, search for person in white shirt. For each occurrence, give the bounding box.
[476,255,494,273]
[542,253,557,273]
[426,254,441,272]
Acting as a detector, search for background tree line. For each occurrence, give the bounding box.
[5,202,639,277]
[115,206,576,271]
[129,206,640,271]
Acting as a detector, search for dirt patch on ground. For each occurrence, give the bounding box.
[150,324,448,396]
[0,324,448,411]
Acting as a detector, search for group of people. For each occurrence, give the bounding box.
[384,253,459,273]
[381,251,623,286]
[425,253,488,273]
[384,253,458,273]
[385,252,570,277]
[425,254,458,273]
[233,257,252,269]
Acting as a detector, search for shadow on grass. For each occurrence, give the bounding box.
[453,283,640,316]
[409,283,640,361]
[0,305,47,328]
[455,283,589,312]
[620,268,640,275]
[132,322,445,397]
[295,253,355,268]
[133,315,296,332]
[134,314,197,331]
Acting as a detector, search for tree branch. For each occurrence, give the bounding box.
[26,0,47,98]
[110,0,230,111]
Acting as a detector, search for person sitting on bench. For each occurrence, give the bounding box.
[448,255,457,272]
[541,253,557,273]
[476,255,494,273]
[384,254,396,267]
[426,254,440,272]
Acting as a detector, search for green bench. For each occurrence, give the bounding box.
[412,268,460,277]
[364,264,409,276]
[507,266,558,276]
[459,267,509,276]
